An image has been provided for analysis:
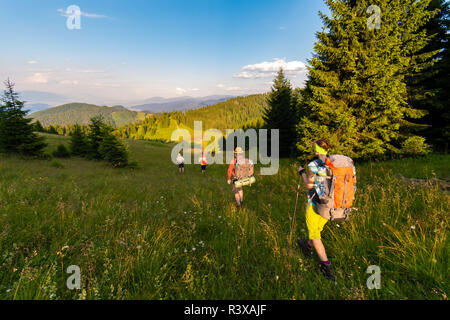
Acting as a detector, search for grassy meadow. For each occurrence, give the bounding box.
[0,133,448,300]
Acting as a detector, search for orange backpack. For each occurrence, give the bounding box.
[315,155,357,221]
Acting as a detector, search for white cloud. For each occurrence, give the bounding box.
[93,82,121,87]
[233,58,307,79]
[233,71,276,79]
[225,86,242,91]
[65,68,107,73]
[27,60,38,65]
[57,8,109,19]
[216,84,225,88]
[60,80,79,85]
[191,88,200,92]
[176,87,187,95]
[278,26,286,30]
[27,73,49,84]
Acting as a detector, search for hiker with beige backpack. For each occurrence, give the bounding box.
[227,147,255,208]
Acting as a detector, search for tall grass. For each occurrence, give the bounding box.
[0,133,448,299]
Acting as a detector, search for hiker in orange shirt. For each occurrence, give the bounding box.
[199,151,208,174]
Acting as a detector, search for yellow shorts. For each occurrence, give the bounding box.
[305,200,328,240]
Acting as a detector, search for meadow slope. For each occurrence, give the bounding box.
[0,133,448,299]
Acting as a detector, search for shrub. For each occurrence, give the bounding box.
[52,144,71,158]
[49,159,64,168]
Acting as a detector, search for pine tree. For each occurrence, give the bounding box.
[408,0,450,151]
[0,79,47,156]
[297,0,437,160]
[33,120,45,132]
[263,68,296,157]
[86,116,107,159]
[98,127,129,168]
[70,124,88,156]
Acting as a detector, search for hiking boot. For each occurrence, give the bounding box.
[319,262,335,281]
[297,238,313,257]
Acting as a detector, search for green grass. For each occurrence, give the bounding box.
[0,133,448,300]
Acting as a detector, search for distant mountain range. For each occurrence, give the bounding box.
[128,95,236,112]
[19,89,237,114]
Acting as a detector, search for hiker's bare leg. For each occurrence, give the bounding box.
[309,239,328,262]
[234,193,241,206]
[239,190,243,203]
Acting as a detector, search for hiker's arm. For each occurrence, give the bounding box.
[299,165,315,190]
[227,161,235,183]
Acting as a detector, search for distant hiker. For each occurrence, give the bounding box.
[199,152,208,174]
[296,139,335,281]
[227,147,254,207]
[176,152,185,173]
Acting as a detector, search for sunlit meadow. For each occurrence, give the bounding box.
[0,133,448,299]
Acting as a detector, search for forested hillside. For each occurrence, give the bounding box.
[29,103,148,127]
[116,94,267,141]
[37,94,268,141]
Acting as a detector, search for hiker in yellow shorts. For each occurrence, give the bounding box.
[297,139,335,281]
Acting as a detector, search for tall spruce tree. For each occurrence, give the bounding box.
[297,0,437,159]
[263,68,297,157]
[0,79,46,156]
[408,0,449,152]
[70,124,88,156]
[86,116,107,159]
[98,127,129,168]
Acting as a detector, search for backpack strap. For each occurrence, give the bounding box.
[342,173,348,209]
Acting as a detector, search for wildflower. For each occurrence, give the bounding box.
[50,293,55,299]
[218,216,222,219]
[336,224,340,228]
[184,249,187,253]
[192,247,196,251]
[137,245,142,249]
[276,275,279,281]
[6,289,10,293]
[411,225,416,230]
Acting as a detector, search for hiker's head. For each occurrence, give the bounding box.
[313,139,331,157]
[234,147,243,158]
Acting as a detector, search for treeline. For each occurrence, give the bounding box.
[115,94,268,141]
[34,94,267,142]
[263,0,449,160]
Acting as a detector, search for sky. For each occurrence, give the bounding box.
[0,0,329,106]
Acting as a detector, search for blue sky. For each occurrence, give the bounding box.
[0,0,328,105]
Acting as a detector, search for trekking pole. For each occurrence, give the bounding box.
[289,173,302,245]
